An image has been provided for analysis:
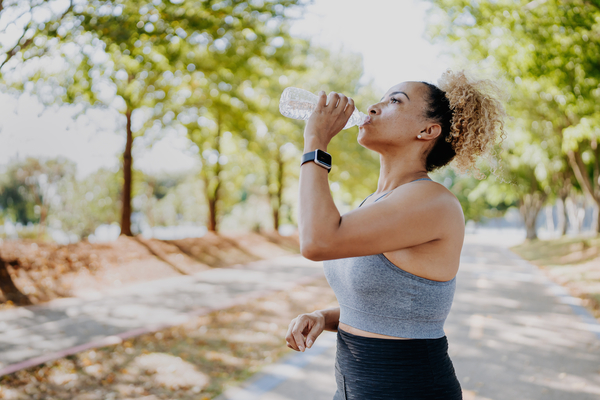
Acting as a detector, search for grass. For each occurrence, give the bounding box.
[511,235,600,320]
[0,277,338,400]
[511,235,600,266]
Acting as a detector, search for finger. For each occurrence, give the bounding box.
[285,319,300,351]
[292,317,308,352]
[316,90,327,109]
[305,322,323,349]
[345,98,356,115]
[327,92,340,108]
[336,94,349,112]
[285,336,299,352]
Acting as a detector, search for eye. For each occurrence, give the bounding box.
[390,97,401,104]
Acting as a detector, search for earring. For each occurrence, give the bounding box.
[417,135,422,139]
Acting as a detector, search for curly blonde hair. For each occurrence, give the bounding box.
[423,69,507,177]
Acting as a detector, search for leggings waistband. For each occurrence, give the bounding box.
[334,329,462,399]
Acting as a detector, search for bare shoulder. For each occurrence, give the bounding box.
[391,179,462,210]
[383,180,464,276]
[428,180,463,214]
[387,179,465,229]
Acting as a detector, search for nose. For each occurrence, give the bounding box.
[368,103,381,115]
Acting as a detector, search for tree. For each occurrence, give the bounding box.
[243,40,307,232]
[175,11,306,233]
[428,0,600,232]
[245,46,382,232]
[1,0,306,236]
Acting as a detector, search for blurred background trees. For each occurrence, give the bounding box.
[1,0,600,242]
[428,0,600,239]
[0,0,383,241]
[1,0,308,237]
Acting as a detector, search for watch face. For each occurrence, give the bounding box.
[315,150,332,167]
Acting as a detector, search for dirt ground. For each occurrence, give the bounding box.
[0,277,338,400]
[0,232,300,308]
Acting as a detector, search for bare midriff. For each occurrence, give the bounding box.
[338,322,412,340]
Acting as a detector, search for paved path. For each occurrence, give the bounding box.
[217,233,600,400]
[0,255,323,374]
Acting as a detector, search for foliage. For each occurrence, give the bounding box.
[50,168,121,239]
[427,0,600,234]
[1,0,308,235]
[133,171,204,228]
[431,168,509,222]
[0,157,76,228]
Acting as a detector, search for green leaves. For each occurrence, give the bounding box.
[426,0,600,234]
[562,116,600,153]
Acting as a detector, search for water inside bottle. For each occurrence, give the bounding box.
[279,100,316,120]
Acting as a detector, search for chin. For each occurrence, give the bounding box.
[357,130,372,149]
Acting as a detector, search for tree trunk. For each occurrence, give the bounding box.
[38,204,48,239]
[567,149,600,233]
[204,112,222,233]
[272,201,279,232]
[120,108,134,236]
[565,195,587,235]
[271,151,285,232]
[0,255,32,306]
[206,196,218,232]
[556,169,571,236]
[556,196,568,236]
[519,193,546,240]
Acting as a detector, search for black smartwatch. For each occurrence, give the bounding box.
[301,149,332,173]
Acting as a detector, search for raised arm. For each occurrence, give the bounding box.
[298,91,348,258]
[299,92,462,261]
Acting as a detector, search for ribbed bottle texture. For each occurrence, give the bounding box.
[279,87,368,129]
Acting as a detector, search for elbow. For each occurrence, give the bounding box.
[300,240,326,261]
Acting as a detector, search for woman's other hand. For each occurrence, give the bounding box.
[304,91,355,149]
[285,311,325,352]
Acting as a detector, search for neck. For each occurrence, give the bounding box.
[376,148,429,194]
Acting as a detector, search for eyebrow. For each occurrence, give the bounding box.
[380,91,410,102]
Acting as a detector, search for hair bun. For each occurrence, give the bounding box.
[437,69,507,176]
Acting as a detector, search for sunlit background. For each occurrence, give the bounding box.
[2,1,600,399]
[1,0,599,245]
[0,0,462,243]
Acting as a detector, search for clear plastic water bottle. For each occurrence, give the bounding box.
[279,87,368,129]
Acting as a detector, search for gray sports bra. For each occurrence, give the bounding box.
[322,177,456,339]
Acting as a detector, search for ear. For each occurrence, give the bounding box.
[421,123,442,141]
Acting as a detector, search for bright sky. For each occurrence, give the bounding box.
[0,0,450,178]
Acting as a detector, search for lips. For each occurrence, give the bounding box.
[360,116,371,126]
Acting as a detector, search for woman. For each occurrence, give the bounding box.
[285,70,506,399]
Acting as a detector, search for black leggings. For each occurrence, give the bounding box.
[334,328,462,400]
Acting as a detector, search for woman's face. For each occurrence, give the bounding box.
[358,81,432,151]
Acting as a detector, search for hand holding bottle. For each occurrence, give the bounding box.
[302,91,356,149]
[279,87,368,129]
